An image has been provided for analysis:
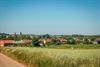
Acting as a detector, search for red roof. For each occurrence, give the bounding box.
[0,40,14,44]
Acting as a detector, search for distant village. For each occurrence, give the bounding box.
[0,32,100,47]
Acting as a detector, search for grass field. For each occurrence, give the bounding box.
[46,44,100,49]
[0,47,100,67]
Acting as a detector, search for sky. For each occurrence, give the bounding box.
[0,0,100,35]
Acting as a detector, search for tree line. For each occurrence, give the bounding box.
[0,32,100,45]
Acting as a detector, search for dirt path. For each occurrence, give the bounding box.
[0,53,26,67]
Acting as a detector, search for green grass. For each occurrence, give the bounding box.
[46,44,100,49]
[0,47,100,67]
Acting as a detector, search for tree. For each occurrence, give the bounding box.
[6,35,14,40]
[42,34,51,38]
[82,38,91,44]
[32,37,40,46]
[20,32,22,36]
[14,32,19,41]
[69,38,76,44]
[0,33,8,40]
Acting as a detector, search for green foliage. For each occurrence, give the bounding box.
[14,33,19,41]
[0,33,8,40]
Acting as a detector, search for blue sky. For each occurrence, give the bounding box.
[0,0,100,35]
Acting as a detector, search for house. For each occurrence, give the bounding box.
[0,40,32,47]
[22,40,32,46]
[73,37,81,44]
[22,40,32,44]
[38,38,52,46]
[13,40,25,46]
[13,40,32,46]
[93,38,100,44]
[0,40,14,46]
[58,38,67,44]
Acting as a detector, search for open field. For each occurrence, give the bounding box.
[0,47,100,67]
[46,44,100,49]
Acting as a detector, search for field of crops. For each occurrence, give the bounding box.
[0,47,100,67]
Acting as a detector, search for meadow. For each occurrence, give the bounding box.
[46,44,100,49]
[0,46,100,67]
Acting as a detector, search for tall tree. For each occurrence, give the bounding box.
[20,32,22,36]
[14,32,18,41]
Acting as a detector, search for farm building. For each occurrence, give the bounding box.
[0,40,32,47]
[13,40,32,46]
[0,40,14,46]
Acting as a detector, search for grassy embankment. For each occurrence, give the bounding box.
[0,45,100,67]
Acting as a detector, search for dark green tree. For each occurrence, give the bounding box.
[14,32,18,41]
